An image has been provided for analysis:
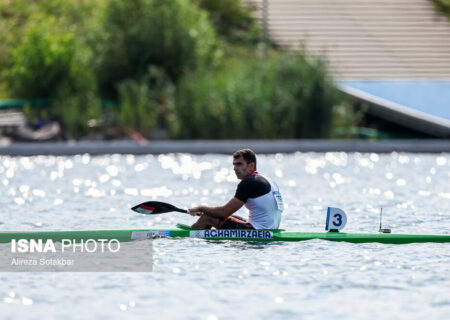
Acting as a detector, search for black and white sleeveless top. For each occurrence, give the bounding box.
[234,172,283,229]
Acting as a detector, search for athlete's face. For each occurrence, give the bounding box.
[233,156,255,180]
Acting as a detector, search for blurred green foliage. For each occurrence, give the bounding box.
[0,0,102,137]
[433,0,450,18]
[0,0,350,139]
[197,0,261,44]
[96,0,221,98]
[174,51,338,139]
[118,67,175,137]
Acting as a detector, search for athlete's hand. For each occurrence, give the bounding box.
[188,207,203,216]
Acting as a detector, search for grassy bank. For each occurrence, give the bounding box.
[0,0,352,139]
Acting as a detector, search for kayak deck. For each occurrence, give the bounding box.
[1,227,449,244]
[276,232,450,244]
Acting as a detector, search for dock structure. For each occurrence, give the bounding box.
[244,0,450,137]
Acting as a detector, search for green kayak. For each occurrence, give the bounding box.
[1,224,449,244]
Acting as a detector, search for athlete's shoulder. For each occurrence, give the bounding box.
[235,173,271,202]
[239,173,269,186]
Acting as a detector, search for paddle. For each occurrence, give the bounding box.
[131,201,196,215]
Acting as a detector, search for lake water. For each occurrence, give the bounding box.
[1,152,449,319]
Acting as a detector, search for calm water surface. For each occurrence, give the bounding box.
[0,152,449,319]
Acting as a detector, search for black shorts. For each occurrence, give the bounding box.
[218,215,254,229]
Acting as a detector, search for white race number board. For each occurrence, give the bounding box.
[325,207,347,231]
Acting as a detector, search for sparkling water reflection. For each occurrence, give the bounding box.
[0,152,449,319]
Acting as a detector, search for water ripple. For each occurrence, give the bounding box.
[1,153,449,320]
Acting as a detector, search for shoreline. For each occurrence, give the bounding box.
[0,139,449,155]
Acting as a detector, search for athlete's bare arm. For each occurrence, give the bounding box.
[189,197,244,219]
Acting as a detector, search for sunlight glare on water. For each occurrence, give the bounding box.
[0,152,449,319]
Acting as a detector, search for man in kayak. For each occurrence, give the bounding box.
[189,149,283,230]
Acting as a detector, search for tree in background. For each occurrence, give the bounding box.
[94,0,222,138]
[96,0,221,98]
[174,51,339,139]
[197,0,261,45]
[0,0,346,140]
[433,0,450,19]
[117,66,175,138]
[0,0,102,137]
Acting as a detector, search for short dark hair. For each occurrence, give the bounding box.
[233,149,256,168]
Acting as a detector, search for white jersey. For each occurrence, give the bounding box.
[234,173,283,229]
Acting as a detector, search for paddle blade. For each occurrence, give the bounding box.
[131,201,187,214]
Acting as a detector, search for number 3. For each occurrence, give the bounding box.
[332,213,342,226]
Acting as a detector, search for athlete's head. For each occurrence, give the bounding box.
[233,149,256,179]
